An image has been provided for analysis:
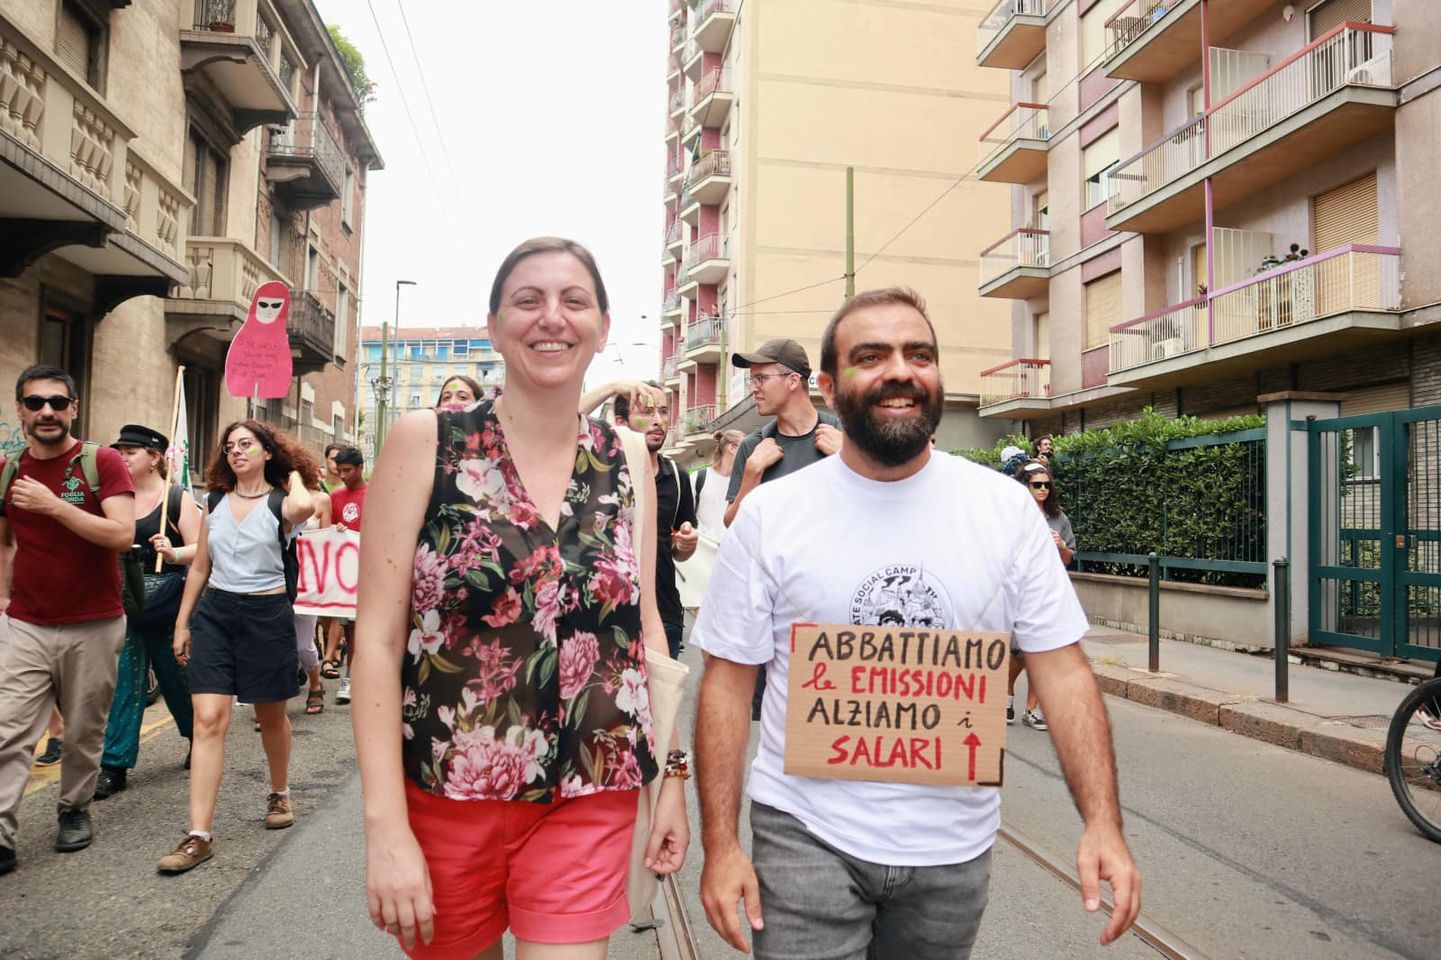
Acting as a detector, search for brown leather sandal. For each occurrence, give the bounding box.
[305,688,325,715]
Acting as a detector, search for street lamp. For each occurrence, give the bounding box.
[375,279,416,452]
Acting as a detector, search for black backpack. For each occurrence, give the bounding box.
[694,467,708,498]
[206,487,298,602]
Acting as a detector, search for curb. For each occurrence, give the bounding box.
[1089,662,1390,776]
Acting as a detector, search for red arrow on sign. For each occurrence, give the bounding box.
[964,732,982,781]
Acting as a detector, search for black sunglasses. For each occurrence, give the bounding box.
[21,394,74,412]
[1029,480,1052,490]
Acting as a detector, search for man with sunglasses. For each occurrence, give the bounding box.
[0,365,135,875]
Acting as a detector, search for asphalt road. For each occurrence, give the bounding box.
[6,661,1441,958]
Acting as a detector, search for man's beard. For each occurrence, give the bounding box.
[644,430,666,453]
[26,419,69,446]
[834,379,942,467]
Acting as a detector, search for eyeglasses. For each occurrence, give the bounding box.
[21,395,74,412]
[222,438,259,455]
[748,373,795,387]
[1029,480,1052,490]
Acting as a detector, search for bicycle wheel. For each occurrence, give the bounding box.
[1385,677,1441,843]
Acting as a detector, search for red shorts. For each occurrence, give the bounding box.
[399,782,640,958]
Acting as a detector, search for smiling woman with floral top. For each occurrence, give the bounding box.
[351,237,689,959]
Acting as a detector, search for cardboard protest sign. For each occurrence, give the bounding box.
[225,281,293,399]
[293,526,360,618]
[785,623,1009,787]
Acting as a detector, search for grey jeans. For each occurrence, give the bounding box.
[750,801,991,960]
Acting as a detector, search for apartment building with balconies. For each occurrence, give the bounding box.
[0,0,379,467]
[355,325,504,464]
[657,0,1016,464]
[975,0,1441,433]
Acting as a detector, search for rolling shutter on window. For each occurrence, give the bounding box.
[1340,381,1408,416]
[55,4,90,79]
[1310,0,1372,37]
[1084,272,1122,350]
[1313,172,1378,253]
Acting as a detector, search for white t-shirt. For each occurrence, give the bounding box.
[693,466,730,542]
[692,451,1090,866]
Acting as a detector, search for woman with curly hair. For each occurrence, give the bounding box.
[157,420,317,874]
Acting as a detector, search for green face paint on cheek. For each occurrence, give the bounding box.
[842,367,857,378]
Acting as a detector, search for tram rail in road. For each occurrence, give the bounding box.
[999,824,1213,960]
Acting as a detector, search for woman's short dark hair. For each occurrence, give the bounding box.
[205,420,321,493]
[488,237,609,316]
[1016,459,1062,518]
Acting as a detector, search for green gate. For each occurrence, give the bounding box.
[1307,408,1441,662]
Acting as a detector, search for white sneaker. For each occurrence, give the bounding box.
[335,677,351,704]
[1006,696,1016,725]
[1021,708,1048,731]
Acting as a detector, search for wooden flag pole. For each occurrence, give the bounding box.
[155,365,185,573]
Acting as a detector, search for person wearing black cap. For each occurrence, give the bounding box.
[722,338,842,529]
[724,338,843,720]
[94,424,202,799]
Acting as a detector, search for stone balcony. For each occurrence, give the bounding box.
[180,0,298,143]
[0,12,190,304]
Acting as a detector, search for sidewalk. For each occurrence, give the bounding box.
[1081,624,1429,775]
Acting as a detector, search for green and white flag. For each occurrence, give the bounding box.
[165,377,191,490]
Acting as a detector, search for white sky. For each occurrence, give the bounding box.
[315,0,668,383]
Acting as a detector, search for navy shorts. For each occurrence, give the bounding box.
[188,589,299,703]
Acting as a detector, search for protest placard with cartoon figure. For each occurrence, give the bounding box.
[225,281,293,399]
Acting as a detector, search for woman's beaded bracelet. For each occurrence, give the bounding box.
[663,749,690,780]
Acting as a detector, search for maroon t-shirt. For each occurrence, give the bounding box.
[1,441,135,625]
[329,483,367,532]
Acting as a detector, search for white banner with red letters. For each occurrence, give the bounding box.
[294,526,360,618]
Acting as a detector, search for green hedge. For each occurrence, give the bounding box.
[954,408,1268,588]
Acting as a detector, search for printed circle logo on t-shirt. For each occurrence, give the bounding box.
[849,565,952,628]
[342,502,360,523]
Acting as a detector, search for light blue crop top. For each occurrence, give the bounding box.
[206,494,288,593]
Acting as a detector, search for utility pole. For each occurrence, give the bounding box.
[845,166,855,297]
[375,279,416,453]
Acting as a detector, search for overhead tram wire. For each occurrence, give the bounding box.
[391,0,463,198]
[854,48,1116,278]
[363,0,459,244]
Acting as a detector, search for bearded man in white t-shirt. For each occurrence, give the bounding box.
[692,287,1141,959]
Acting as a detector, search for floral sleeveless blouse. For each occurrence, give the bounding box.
[401,400,658,802]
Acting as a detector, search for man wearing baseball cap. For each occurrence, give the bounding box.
[723,338,843,720]
[723,338,843,528]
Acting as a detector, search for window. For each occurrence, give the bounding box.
[342,167,355,227]
[366,344,381,362]
[1084,272,1123,350]
[1187,84,1205,118]
[269,209,285,270]
[409,343,424,360]
[305,245,319,292]
[1032,190,1049,230]
[1308,0,1372,39]
[184,126,228,237]
[335,283,350,357]
[56,0,106,91]
[333,413,344,442]
[39,301,92,434]
[435,343,449,360]
[453,340,469,356]
[1079,1,1113,69]
[1031,68,1049,104]
[1083,128,1120,211]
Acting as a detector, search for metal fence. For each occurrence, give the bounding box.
[1062,428,1268,588]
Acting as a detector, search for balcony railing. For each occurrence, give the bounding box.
[1108,23,1394,215]
[687,149,731,185]
[685,314,724,352]
[979,229,1049,287]
[694,0,736,25]
[1107,116,1205,215]
[664,220,683,246]
[189,0,296,92]
[685,404,717,434]
[1209,23,1393,157]
[268,112,344,193]
[977,0,1048,56]
[1210,246,1400,345]
[669,23,685,50]
[663,290,683,314]
[1108,298,1208,373]
[662,355,679,380]
[1104,0,1178,62]
[668,88,686,115]
[684,233,727,268]
[290,288,337,363]
[979,358,1050,408]
[175,237,284,307]
[1109,247,1401,374]
[980,102,1049,157]
[694,67,733,104]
